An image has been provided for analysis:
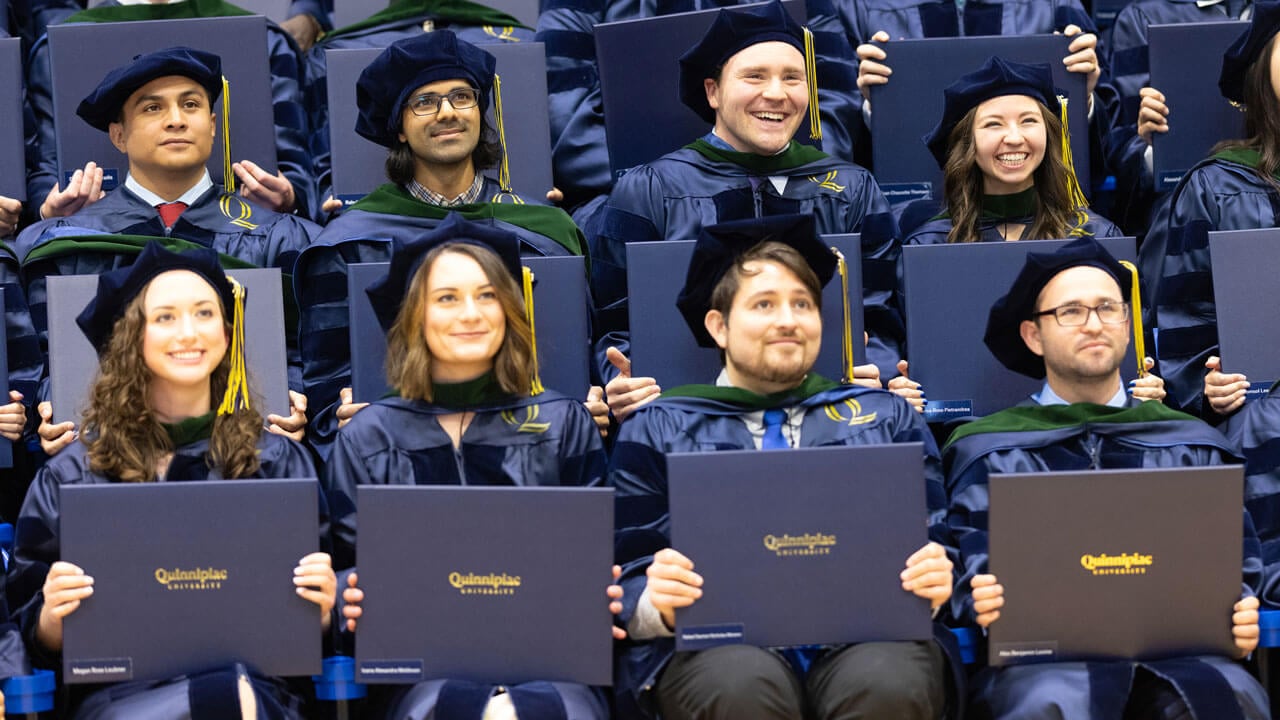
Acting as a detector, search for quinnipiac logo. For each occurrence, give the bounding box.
[449,572,522,596]
[1079,553,1153,576]
[763,533,837,557]
[154,567,228,590]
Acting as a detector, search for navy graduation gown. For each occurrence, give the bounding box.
[6,433,321,719]
[610,379,951,716]
[593,142,904,380]
[943,400,1268,720]
[294,180,585,460]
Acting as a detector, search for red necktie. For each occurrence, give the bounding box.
[157,201,188,229]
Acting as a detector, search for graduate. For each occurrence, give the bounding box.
[22,0,317,222]
[849,0,1110,192]
[534,0,861,213]
[303,0,532,211]
[907,56,1122,245]
[1142,0,1280,419]
[296,32,594,459]
[944,238,1267,719]
[593,0,902,422]
[610,213,957,720]
[6,242,335,719]
[324,213,615,719]
[18,48,315,458]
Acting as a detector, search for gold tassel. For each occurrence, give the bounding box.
[217,275,251,414]
[522,267,544,395]
[1118,260,1147,378]
[803,27,822,142]
[832,247,853,384]
[221,75,235,194]
[1057,95,1090,235]
[494,73,515,196]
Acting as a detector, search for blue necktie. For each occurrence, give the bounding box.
[762,409,789,450]
[761,408,816,673]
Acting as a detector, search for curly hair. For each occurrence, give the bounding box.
[941,101,1081,244]
[1213,33,1280,197]
[82,282,264,482]
[386,243,536,402]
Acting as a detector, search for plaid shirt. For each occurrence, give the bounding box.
[405,175,485,207]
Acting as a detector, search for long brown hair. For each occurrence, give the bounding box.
[386,243,536,401]
[1213,33,1280,196]
[942,101,1080,243]
[82,282,264,482]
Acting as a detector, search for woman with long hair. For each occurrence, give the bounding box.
[7,242,335,718]
[326,213,618,719]
[895,58,1160,408]
[1142,0,1280,419]
[907,56,1123,246]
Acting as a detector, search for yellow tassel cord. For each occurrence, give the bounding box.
[833,248,854,384]
[1057,95,1090,235]
[217,276,251,414]
[493,74,516,197]
[1118,260,1147,378]
[221,76,235,194]
[522,267,545,396]
[803,27,822,142]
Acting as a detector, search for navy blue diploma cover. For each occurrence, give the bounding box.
[354,485,614,686]
[60,479,323,683]
[627,234,865,388]
[595,0,808,179]
[325,43,553,204]
[347,256,590,402]
[47,268,291,425]
[988,466,1242,665]
[869,35,1089,205]
[667,443,932,650]
[0,291,12,468]
[902,237,1138,421]
[48,17,278,192]
[1149,22,1248,192]
[0,37,24,202]
[1208,228,1280,394]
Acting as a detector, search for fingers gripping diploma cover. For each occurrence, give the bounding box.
[1149,22,1249,192]
[354,486,614,686]
[1207,228,1280,399]
[902,237,1138,422]
[987,467,1243,666]
[667,444,932,651]
[869,35,1089,206]
[48,17,278,192]
[60,479,323,683]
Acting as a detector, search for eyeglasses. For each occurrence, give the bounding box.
[405,88,481,116]
[1032,301,1130,327]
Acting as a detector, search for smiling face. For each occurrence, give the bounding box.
[421,250,507,383]
[971,94,1047,195]
[704,41,807,156]
[108,75,216,189]
[705,258,821,395]
[1019,266,1129,392]
[398,77,482,174]
[141,270,228,400]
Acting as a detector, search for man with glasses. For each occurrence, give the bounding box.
[941,238,1269,719]
[295,31,593,458]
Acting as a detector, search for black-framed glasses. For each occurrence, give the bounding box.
[1032,301,1130,327]
[405,87,481,116]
